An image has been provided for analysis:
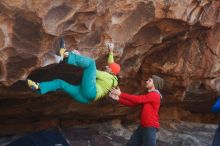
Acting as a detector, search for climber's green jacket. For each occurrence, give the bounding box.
[95,52,118,101]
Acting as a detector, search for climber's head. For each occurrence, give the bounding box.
[108,63,120,75]
[105,63,121,75]
[145,75,164,90]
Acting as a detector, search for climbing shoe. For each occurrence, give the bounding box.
[60,37,65,48]
[27,79,39,90]
[60,48,67,58]
[59,36,68,58]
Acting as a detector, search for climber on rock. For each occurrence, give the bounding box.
[27,37,120,104]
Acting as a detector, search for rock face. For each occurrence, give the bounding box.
[0,0,220,135]
[0,121,217,146]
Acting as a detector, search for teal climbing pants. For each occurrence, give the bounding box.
[38,52,97,104]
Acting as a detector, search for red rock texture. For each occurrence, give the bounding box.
[0,0,220,135]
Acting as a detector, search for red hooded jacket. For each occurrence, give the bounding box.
[119,91,161,129]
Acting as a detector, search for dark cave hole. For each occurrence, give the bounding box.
[28,62,83,85]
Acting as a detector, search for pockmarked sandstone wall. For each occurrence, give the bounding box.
[0,0,219,135]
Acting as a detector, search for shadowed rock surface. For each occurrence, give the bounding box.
[0,0,219,141]
[0,121,217,146]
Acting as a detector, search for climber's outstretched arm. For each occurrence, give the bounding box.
[106,41,115,64]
